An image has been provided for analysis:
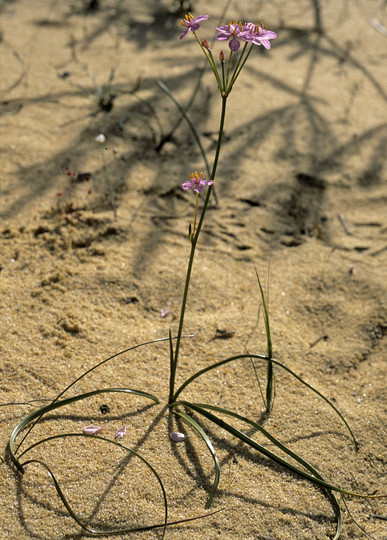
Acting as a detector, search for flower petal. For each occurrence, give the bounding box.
[229,36,241,51]
[194,15,209,23]
[83,425,104,435]
[200,179,214,186]
[170,432,187,442]
[260,40,271,50]
[115,425,126,439]
[216,32,230,41]
[182,181,193,191]
[263,31,277,39]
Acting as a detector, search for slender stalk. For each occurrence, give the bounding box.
[168,96,228,403]
[168,329,174,406]
[193,192,199,235]
[221,58,226,92]
[226,51,233,88]
[227,43,253,94]
[193,31,223,91]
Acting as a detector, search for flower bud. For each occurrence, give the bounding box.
[219,50,225,62]
[202,38,211,51]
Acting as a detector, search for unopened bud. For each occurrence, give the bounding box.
[202,38,211,51]
[219,50,225,62]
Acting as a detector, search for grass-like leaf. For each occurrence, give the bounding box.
[172,409,221,509]
[174,401,377,499]
[173,353,358,450]
[247,347,267,409]
[18,433,168,537]
[14,335,187,455]
[157,80,211,179]
[254,265,274,413]
[8,387,159,472]
[185,402,343,538]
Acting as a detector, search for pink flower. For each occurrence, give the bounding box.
[216,20,245,51]
[115,425,126,439]
[180,13,209,40]
[242,22,277,50]
[182,171,214,193]
[83,425,104,435]
[160,308,170,318]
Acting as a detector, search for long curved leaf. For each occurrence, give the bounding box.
[156,80,211,179]
[19,433,168,537]
[253,266,274,413]
[14,334,192,455]
[173,354,358,449]
[187,402,343,538]
[9,387,159,471]
[172,401,371,499]
[172,409,220,509]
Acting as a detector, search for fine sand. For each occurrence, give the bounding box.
[1,1,386,539]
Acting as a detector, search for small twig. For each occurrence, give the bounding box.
[369,514,387,521]
[309,334,328,348]
[337,213,352,235]
[0,50,27,95]
[368,18,387,36]
[341,497,378,540]
[0,398,55,408]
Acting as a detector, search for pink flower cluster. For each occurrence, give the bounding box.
[179,15,277,52]
[216,20,277,51]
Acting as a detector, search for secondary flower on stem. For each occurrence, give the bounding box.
[180,13,209,40]
[182,172,214,242]
[182,171,213,193]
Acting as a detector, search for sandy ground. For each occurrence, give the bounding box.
[1,0,386,539]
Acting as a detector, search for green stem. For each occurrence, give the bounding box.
[226,51,233,88]
[192,31,223,91]
[227,43,253,94]
[168,96,228,404]
[193,192,199,235]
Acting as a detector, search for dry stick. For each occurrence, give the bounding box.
[1,51,27,95]
[337,213,352,235]
[309,334,328,348]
